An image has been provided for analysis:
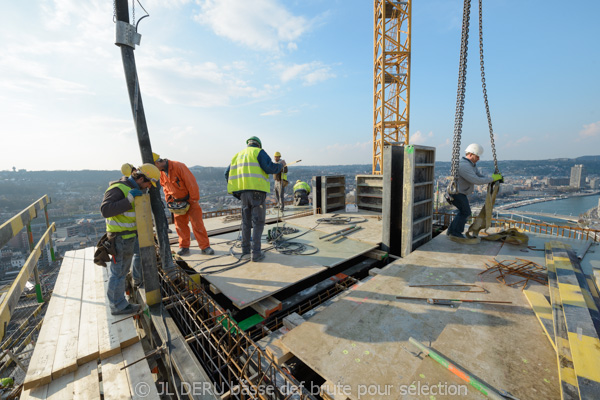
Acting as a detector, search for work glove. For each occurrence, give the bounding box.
[492,173,504,183]
[127,189,143,203]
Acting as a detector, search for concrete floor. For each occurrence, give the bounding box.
[281,230,565,400]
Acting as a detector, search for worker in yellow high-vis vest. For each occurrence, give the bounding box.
[225,136,283,262]
[100,163,160,315]
[272,151,288,211]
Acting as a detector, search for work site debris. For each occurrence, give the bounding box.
[480,258,547,289]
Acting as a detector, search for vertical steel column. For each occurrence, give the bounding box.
[115,0,173,303]
[43,204,55,262]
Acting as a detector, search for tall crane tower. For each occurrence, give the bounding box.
[373,0,411,174]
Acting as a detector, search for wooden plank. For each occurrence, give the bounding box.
[46,371,74,400]
[551,241,600,398]
[20,384,48,400]
[282,312,305,331]
[77,248,100,365]
[101,351,132,400]
[122,342,160,400]
[52,249,86,379]
[23,253,76,390]
[265,338,294,366]
[97,260,121,360]
[250,297,282,318]
[545,242,580,400]
[73,359,101,400]
[523,290,556,352]
[98,261,140,359]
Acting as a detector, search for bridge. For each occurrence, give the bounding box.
[497,211,579,223]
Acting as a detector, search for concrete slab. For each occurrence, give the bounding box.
[281,232,561,400]
[182,225,376,309]
[282,211,383,245]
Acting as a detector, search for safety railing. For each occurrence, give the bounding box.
[434,212,600,242]
[0,195,55,341]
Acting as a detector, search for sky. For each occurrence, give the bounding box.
[1,0,599,171]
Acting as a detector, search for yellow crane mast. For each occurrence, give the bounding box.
[373,0,411,174]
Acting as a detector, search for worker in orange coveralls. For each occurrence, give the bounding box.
[154,153,214,257]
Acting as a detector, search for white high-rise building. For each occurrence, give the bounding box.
[570,164,586,188]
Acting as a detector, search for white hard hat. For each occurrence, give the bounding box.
[465,143,484,157]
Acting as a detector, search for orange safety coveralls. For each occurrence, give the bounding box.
[159,160,210,250]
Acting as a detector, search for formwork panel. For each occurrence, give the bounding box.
[356,175,383,212]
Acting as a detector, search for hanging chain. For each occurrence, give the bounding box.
[478,0,499,174]
[448,0,471,194]
[113,0,116,22]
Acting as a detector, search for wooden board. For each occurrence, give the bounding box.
[46,371,74,400]
[523,290,556,352]
[23,252,76,390]
[97,265,139,359]
[550,241,600,398]
[101,351,132,400]
[73,360,101,400]
[122,342,160,400]
[282,232,559,400]
[546,243,580,400]
[77,247,100,365]
[52,249,85,379]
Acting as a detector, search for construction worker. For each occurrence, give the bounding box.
[273,151,288,211]
[154,154,214,257]
[120,163,142,287]
[225,136,283,262]
[447,143,503,241]
[293,180,311,206]
[100,163,160,315]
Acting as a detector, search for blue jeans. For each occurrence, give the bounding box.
[448,193,471,237]
[240,191,266,256]
[107,235,135,312]
[131,238,142,285]
[274,181,285,209]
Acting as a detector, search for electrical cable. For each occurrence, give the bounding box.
[134,0,149,31]
[316,216,367,225]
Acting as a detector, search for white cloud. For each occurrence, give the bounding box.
[579,121,600,139]
[260,110,281,116]
[411,130,433,145]
[278,62,335,85]
[193,0,311,51]
[503,135,533,149]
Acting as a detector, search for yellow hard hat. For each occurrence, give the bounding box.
[152,152,160,162]
[296,180,301,184]
[121,163,135,176]
[137,163,161,187]
[274,151,281,157]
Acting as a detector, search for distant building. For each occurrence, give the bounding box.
[590,177,600,190]
[546,177,570,187]
[570,164,586,188]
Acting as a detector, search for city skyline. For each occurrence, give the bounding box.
[1,0,599,171]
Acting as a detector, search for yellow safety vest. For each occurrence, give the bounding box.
[293,181,311,194]
[104,183,137,239]
[227,147,270,193]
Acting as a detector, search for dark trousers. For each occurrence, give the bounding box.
[294,190,309,206]
[240,191,266,256]
[448,193,471,237]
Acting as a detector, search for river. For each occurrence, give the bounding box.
[500,194,600,225]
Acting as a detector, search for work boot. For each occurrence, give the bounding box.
[177,247,190,256]
[251,252,265,262]
[111,303,141,316]
[240,252,251,260]
[201,247,215,255]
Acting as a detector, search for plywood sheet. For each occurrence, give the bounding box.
[282,211,383,245]
[186,226,376,309]
[282,233,559,400]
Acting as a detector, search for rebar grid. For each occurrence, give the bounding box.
[480,259,547,289]
[159,268,315,400]
[247,277,358,342]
